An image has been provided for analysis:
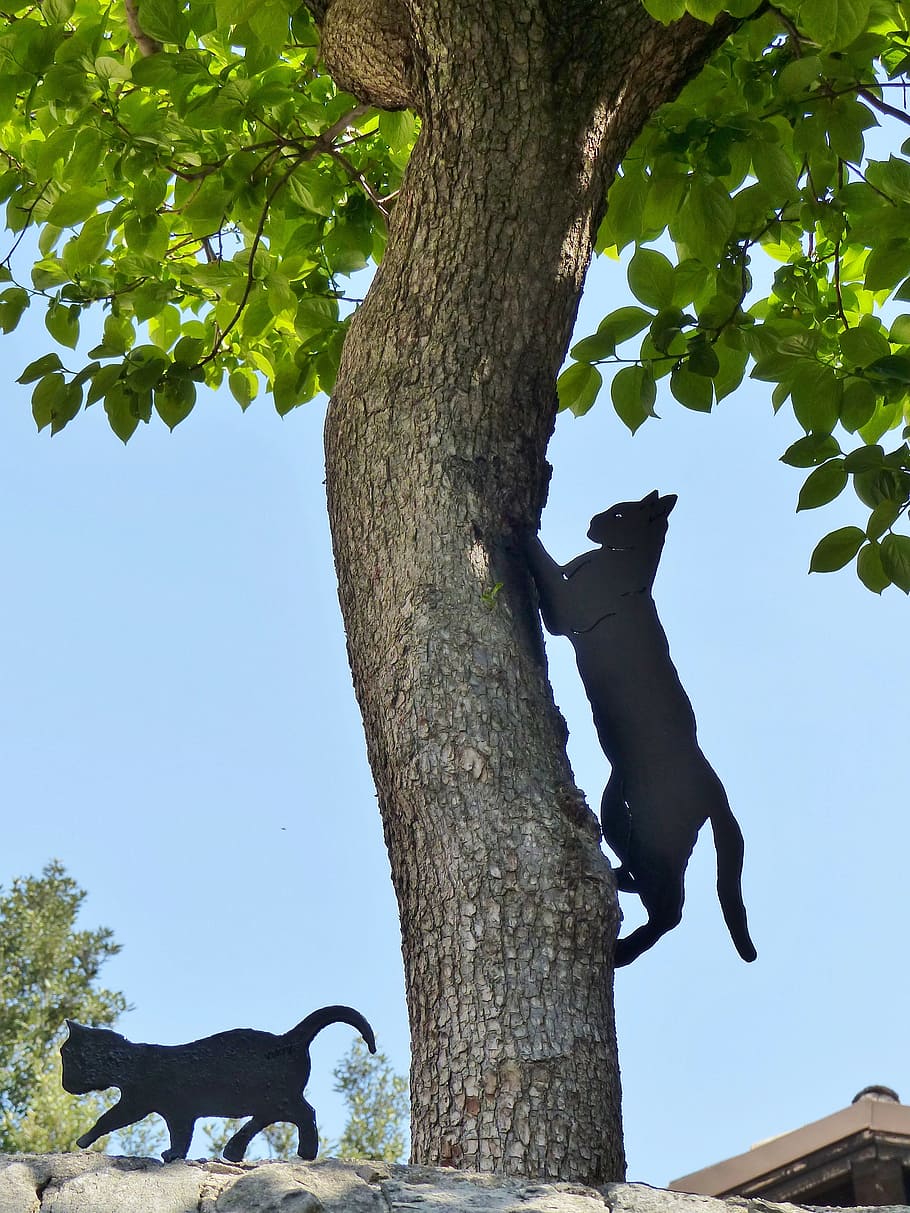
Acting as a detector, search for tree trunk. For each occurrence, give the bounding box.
[323,0,734,1184]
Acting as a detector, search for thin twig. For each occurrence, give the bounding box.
[1,180,51,268]
[197,154,304,367]
[324,147,389,222]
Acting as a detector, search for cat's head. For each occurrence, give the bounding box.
[587,490,677,546]
[60,1020,130,1094]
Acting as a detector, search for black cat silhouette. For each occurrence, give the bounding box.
[526,490,756,967]
[61,1005,376,1162]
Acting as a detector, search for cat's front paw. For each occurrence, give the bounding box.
[161,1148,187,1163]
[76,1133,93,1149]
[222,1142,246,1163]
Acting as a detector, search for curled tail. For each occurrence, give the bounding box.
[710,806,757,963]
[287,1005,377,1052]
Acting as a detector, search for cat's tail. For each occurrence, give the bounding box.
[709,805,757,963]
[287,1005,377,1053]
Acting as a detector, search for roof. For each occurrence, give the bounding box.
[669,1094,910,1198]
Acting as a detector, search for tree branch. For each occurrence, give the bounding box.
[858,85,910,129]
[123,0,162,56]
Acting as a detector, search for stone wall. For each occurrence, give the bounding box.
[0,1157,896,1213]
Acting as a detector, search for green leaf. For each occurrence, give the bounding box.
[842,444,884,473]
[856,542,890,593]
[49,381,83,434]
[86,364,123,405]
[324,223,371,276]
[853,467,910,508]
[154,376,196,430]
[686,341,719,378]
[780,434,841,468]
[809,526,866,573]
[31,373,65,432]
[104,386,140,443]
[627,247,675,309]
[62,214,109,272]
[796,460,847,511]
[865,354,910,384]
[0,288,29,335]
[45,190,104,228]
[228,368,257,410]
[17,352,63,384]
[379,110,415,153]
[136,0,190,42]
[45,302,80,350]
[598,169,646,253]
[778,55,823,95]
[650,307,688,356]
[797,0,871,49]
[713,337,749,403]
[790,362,840,433]
[641,0,686,22]
[840,326,891,368]
[130,52,183,87]
[94,55,131,81]
[610,364,656,434]
[881,533,910,592]
[751,142,799,196]
[670,363,713,412]
[672,177,735,264]
[181,176,230,238]
[867,499,903,540]
[41,0,75,21]
[889,315,910,344]
[859,399,903,445]
[840,378,877,432]
[595,306,653,347]
[864,240,910,291]
[557,361,603,417]
[570,331,615,361]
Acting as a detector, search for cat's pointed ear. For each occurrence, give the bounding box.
[643,490,660,505]
[660,494,678,515]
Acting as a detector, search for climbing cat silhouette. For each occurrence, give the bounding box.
[526,491,756,967]
[61,1005,376,1161]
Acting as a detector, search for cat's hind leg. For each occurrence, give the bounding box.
[291,1097,318,1159]
[222,1117,267,1163]
[614,859,685,967]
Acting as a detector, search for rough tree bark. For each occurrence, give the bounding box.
[320,0,733,1185]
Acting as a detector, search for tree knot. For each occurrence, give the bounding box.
[321,0,420,113]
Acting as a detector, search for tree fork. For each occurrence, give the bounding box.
[321,0,739,1183]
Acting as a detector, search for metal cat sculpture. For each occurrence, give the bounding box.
[526,490,756,967]
[61,1005,376,1162]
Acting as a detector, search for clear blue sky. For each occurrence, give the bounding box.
[1,217,908,1183]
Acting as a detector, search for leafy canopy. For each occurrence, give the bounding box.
[561,0,910,593]
[0,861,126,1152]
[2,0,910,590]
[0,0,416,434]
[332,1038,409,1163]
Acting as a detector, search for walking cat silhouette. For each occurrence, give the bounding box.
[61,1005,376,1162]
[526,490,756,967]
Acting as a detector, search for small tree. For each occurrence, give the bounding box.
[333,1039,409,1163]
[0,861,127,1153]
